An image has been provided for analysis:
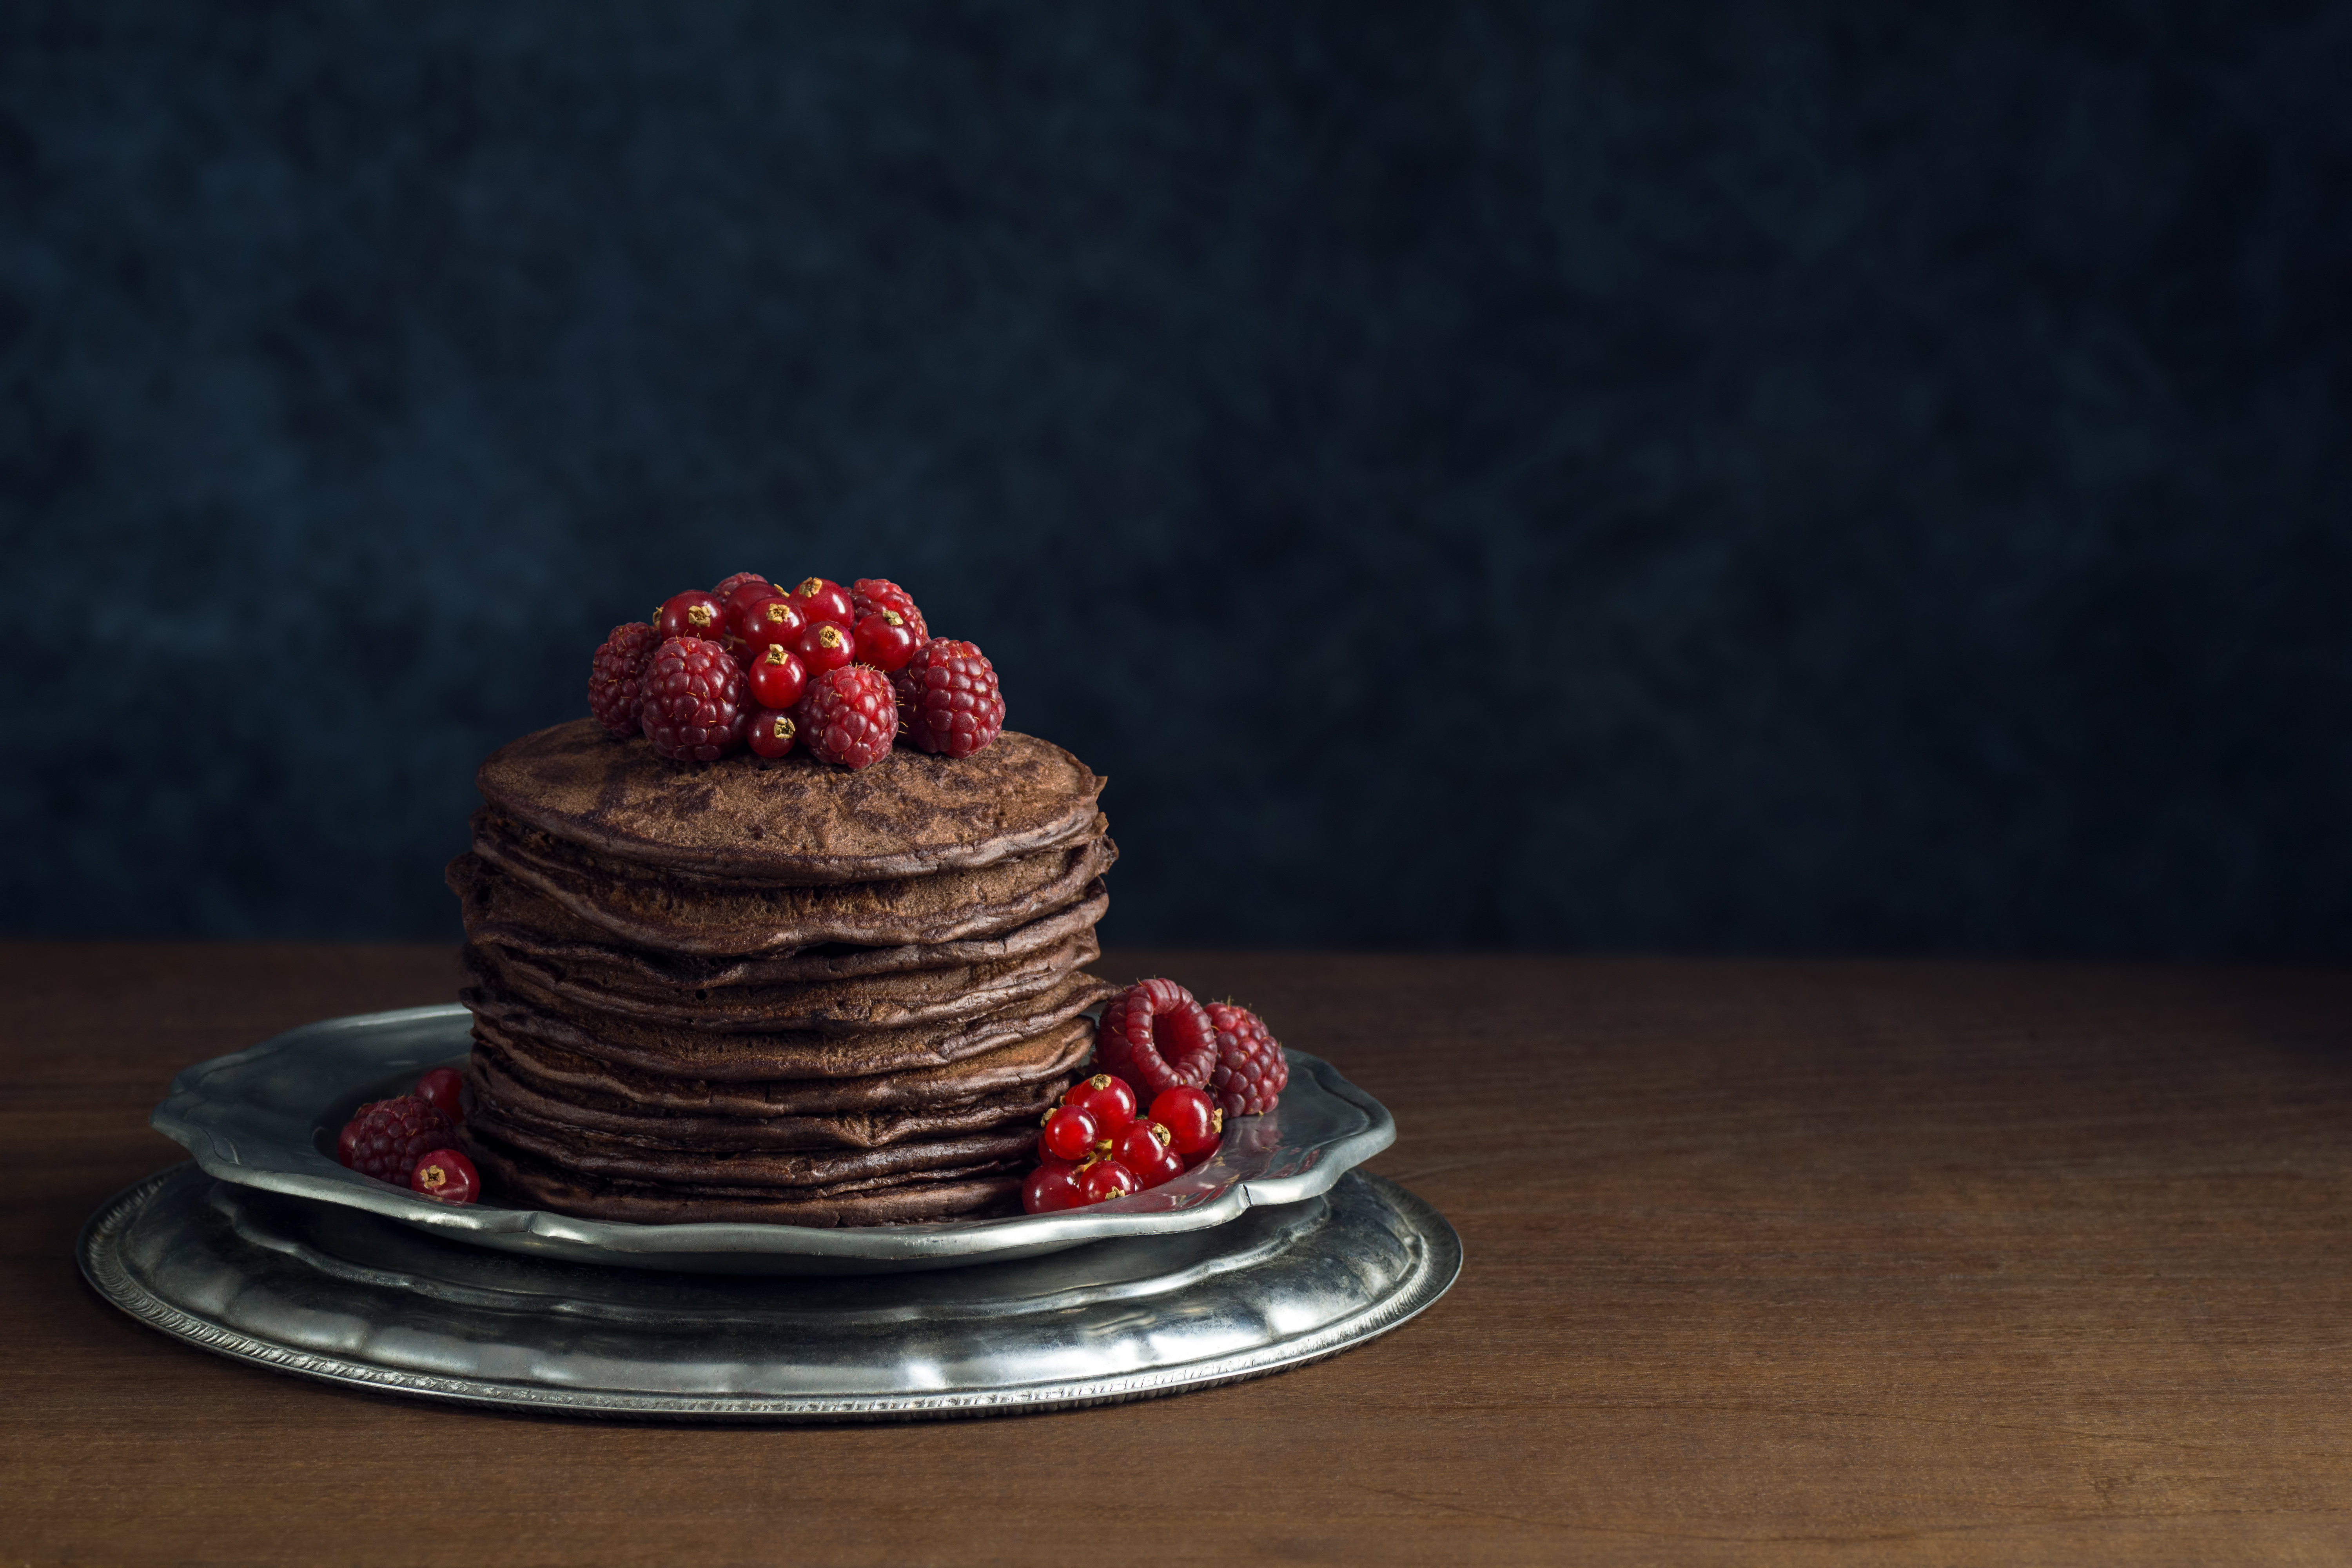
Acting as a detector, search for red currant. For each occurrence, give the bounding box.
[1112,1119,1174,1179]
[1145,1141,1188,1187]
[1078,1159,1140,1204]
[789,576,855,629]
[797,620,853,677]
[735,594,806,652]
[854,611,918,672]
[747,643,808,708]
[408,1147,480,1204]
[746,707,798,759]
[658,590,724,643]
[1040,1105,1099,1163]
[1148,1087,1221,1158]
[1062,1074,1137,1135]
[414,1067,464,1121]
[1022,1161,1084,1214]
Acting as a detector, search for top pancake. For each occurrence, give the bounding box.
[477,719,1107,885]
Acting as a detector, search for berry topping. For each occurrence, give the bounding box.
[746,707,798,759]
[711,571,771,604]
[797,620,855,678]
[851,578,929,642]
[338,1095,458,1185]
[1040,1104,1100,1163]
[789,576,856,630]
[414,1066,465,1121]
[1022,1160,1085,1214]
[1063,1073,1138,1135]
[1149,1086,1223,1158]
[735,594,807,653]
[1143,1139,1189,1187]
[1112,1118,1174,1178]
[1204,1002,1289,1116]
[1079,1159,1141,1204]
[408,1147,480,1204]
[588,622,661,739]
[854,611,918,673]
[746,642,808,710]
[1093,979,1219,1100]
[893,639,1005,759]
[640,636,749,762]
[794,664,898,769]
[657,590,725,643]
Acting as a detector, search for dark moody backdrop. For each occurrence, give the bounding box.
[4,4,2349,956]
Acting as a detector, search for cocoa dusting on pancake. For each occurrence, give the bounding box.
[467,926,1098,1034]
[470,812,1116,955]
[470,1013,1095,1117]
[477,719,1104,884]
[461,964,1118,1081]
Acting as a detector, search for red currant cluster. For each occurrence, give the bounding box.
[334,1067,481,1204]
[590,574,1005,770]
[1020,978,1291,1215]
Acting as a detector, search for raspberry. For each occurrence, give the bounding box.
[1093,979,1218,1100]
[640,635,749,762]
[588,622,660,739]
[338,1095,457,1185]
[1205,1002,1289,1116]
[893,639,1005,759]
[851,578,929,642]
[794,664,898,769]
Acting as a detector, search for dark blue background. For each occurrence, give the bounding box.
[5,3,2349,956]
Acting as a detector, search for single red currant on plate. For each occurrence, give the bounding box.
[798,620,854,678]
[1112,1119,1175,1184]
[789,575,856,629]
[414,1066,465,1121]
[657,589,725,643]
[1062,1073,1137,1135]
[1149,1085,1222,1158]
[747,643,808,709]
[1022,1160,1084,1214]
[736,594,806,653]
[409,1147,480,1204]
[1079,1159,1140,1204]
[1040,1104,1099,1163]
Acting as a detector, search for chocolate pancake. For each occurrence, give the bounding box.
[461,965,1118,1081]
[453,852,1111,986]
[471,811,1117,955]
[473,1012,1096,1117]
[466,1048,1065,1152]
[466,926,1098,1033]
[462,1135,1024,1225]
[477,719,1105,884]
[467,1105,1039,1189]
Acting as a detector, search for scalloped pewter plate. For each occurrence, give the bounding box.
[149,1004,1397,1274]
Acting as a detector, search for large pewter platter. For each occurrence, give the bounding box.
[151,1004,1396,1274]
[79,1163,1459,1421]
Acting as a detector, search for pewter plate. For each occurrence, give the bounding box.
[149,1004,1396,1274]
[79,1163,1460,1420]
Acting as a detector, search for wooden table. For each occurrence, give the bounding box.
[4,945,2348,1565]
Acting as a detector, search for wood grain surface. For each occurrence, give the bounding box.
[3,944,2348,1566]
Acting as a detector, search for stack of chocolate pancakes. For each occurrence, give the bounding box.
[446,717,1117,1225]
